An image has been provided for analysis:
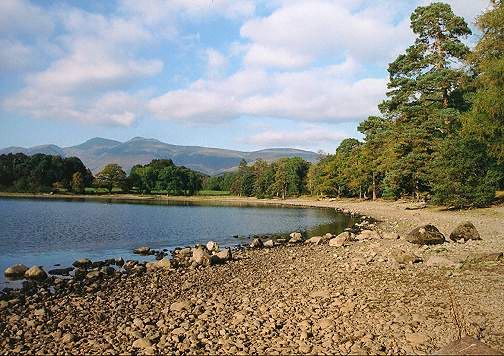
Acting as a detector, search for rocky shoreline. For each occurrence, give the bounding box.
[1,202,504,354]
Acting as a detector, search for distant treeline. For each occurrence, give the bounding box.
[129,159,202,195]
[0,153,93,193]
[0,154,203,196]
[203,158,309,199]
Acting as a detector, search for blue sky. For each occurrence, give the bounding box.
[0,0,489,152]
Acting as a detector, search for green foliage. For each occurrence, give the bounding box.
[430,137,501,207]
[128,159,202,196]
[306,3,500,207]
[0,153,93,193]
[221,157,310,199]
[94,164,128,193]
[463,1,504,163]
[71,171,85,193]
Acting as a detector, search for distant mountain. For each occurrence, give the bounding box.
[0,137,319,175]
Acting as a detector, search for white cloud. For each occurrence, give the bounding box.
[149,56,384,123]
[120,0,255,24]
[428,0,490,24]
[4,89,142,126]
[0,39,33,71]
[240,1,412,69]
[244,126,347,148]
[0,0,53,37]
[1,0,491,134]
[26,39,163,93]
[3,3,163,126]
[206,49,228,78]
[244,44,311,69]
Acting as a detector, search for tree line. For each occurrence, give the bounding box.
[202,158,309,199]
[0,154,203,195]
[0,153,93,193]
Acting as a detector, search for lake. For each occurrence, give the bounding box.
[0,198,355,287]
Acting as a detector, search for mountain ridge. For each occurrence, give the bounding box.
[0,137,319,176]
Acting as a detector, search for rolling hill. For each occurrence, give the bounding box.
[0,137,319,175]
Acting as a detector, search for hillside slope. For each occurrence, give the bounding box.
[0,137,319,175]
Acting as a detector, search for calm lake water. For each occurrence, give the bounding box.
[0,198,354,287]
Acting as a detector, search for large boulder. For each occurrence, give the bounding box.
[85,270,103,280]
[4,264,28,278]
[24,266,47,280]
[434,336,502,355]
[406,224,445,245]
[449,222,481,242]
[191,246,211,266]
[304,236,323,245]
[48,267,74,276]
[329,231,352,247]
[264,239,275,248]
[72,258,92,268]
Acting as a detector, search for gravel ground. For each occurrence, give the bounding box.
[1,197,503,355]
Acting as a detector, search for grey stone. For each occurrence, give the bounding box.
[406,224,445,245]
[450,222,481,242]
[264,239,275,248]
[329,232,352,247]
[215,248,232,261]
[191,246,211,266]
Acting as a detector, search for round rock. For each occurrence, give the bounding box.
[4,264,28,278]
[406,224,445,245]
[449,221,481,242]
[24,266,47,280]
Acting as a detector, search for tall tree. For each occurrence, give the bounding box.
[71,172,85,193]
[463,0,504,163]
[376,2,472,198]
[94,164,127,193]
